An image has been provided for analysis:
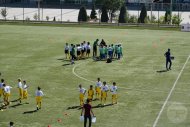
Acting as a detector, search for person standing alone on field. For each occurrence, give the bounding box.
[164,48,172,70]
[81,99,95,127]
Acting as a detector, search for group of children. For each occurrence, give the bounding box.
[64,39,123,64]
[78,78,118,107]
[0,78,43,111]
[64,41,91,62]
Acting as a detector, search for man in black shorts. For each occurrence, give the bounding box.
[93,39,99,57]
[164,48,172,70]
[81,99,95,127]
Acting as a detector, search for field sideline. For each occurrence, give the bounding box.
[0,24,190,127]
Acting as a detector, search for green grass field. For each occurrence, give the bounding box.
[0,24,190,127]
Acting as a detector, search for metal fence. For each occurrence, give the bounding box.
[0,2,189,25]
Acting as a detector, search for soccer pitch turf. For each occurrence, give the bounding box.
[0,24,190,127]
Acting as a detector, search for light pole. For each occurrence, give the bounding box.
[37,0,41,21]
[170,0,172,24]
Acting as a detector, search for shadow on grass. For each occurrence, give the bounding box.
[157,70,168,73]
[92,104,113,109]
[10,99,20,102]
[23,109,37,114]
[57,58,70,62]
[67,106,81,110]
[62,63,71,66]
[9,103,23,108]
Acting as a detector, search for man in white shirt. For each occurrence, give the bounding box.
[110,82,118,104]
[35,87,44,110]
[17,78,23,103]
[101,81,109,105]
[95,78,102,100]
[79,84,86,107]
[3,84,12,108]
[65,43,70,59]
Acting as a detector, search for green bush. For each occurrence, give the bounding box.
[78,6,88,22]
[118,5,127,23]
[101,5,109,22]
[90,4,97,20]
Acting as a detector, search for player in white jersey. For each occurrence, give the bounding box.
[17,78,23,103]
[23,80,29,102]
[65,43,70,59]
[76,44,82,60]
[86,42,91,57]
[95,78,102,100]
[101,81,109,105]
[35,87,44,110]
[79,84,86,107]
[0,79,5,101]
[3,84,12,108]
[110,82,118,104]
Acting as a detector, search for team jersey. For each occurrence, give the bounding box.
[117,47,121,53]
[79,88,86,94]
[18,82,23,89]
[65,45,69,51]
[77,46,82,51]
[4,86,12,94]
[23,84,28,91]
[96,81,102,88]
[81,45,85,50]
[0,82,4,89]
[99,47,103,54]
[105,47,108,54]
[87,45,91,50]
[69,46,73,52]
[110,85,117,94]
[35,90,44,96]
[88,89,94,96]
[101,85,109,92]
[108,47,113,52]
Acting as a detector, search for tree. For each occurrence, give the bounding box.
[118,5,127,23]
[172,14,181,25]
[164,10,171,24]
[139,4,147,23]
[78,6,88,22]
[90,4,97,20]
[101,5,109,22]
[97,0,125,22]
[33,13,38,21]
[1,8,8,20]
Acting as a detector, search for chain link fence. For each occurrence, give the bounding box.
[0,2,189,26]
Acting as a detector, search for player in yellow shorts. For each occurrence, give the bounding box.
[35,87,44,110]
[79,84,86,107]
[110,82,118,104]
[3,84,12,108]
[87,85,94,102]
[95,78,102,100]
[23,80,29,102]
[17,78,23,103]
[101,81,109,105]
[0,79,5,101]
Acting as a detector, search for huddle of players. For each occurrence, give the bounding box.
[0,78,43,111]
[78,78,118,106]
[92,39,123,60]
[64,41,91,60]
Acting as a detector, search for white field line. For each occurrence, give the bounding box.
[152,55,190,127]
[72,62,94,84]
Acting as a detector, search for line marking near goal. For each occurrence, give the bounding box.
[152,55,190,127]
